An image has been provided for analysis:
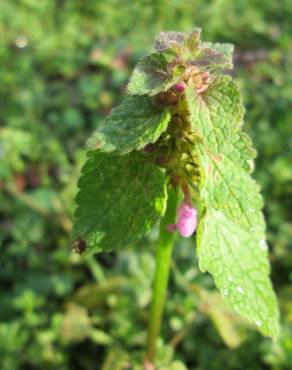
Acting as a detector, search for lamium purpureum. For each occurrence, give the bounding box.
[71,29,279,367]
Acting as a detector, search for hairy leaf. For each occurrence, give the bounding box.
[154,31,187,52]
[197,42,234,69]
[197,208,279,337]
[154,30,233,70]
[72,152,167,255]
[155,28,202,58]
[198,154,265,232]
[184,28,202,54]
[227,132,257,173]
[186,77,279,337]
[185,75,244,155]
[86,96,171,153]
[127,52,183,95]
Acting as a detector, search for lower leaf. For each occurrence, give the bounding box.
[71,151,167,255]
[197,208,279,338]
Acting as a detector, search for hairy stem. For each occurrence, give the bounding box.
[145,188,178,365]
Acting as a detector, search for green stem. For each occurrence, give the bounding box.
[145,188,178,365]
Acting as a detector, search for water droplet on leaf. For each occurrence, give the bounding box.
[259,239,268,251]
[236,286,244,294]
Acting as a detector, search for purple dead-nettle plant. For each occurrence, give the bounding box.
[71,29,279,367]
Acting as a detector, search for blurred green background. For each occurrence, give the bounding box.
[1,1,292,369]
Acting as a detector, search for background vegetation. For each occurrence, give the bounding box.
[1,1,291,369]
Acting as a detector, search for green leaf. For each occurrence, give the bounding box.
[185,75,244,155]
[186,77,262,230]
[199,153,265,232]
[186,76,279,337]
[184,28,202,54]
[127,52,183,96]
[154,29,202,59]
[197,42,234,70]
[71,151,167,255]
[197,208,279,338]
[196,152,280,337]
[127,32,233,96]
[86,96,171,153]
[227,132,257,173]
[154,31,187,52]
[153,30,233,69]
[186,76,256,172]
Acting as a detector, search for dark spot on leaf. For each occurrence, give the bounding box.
[71,238,87,255]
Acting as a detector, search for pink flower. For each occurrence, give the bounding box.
[202,71,210,80]
[174,81,187,93]
[167,201,197,237]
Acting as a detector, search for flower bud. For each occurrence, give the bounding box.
[185,163,199,176]
[174,81,187,93]
[176,202,197,237]
[180,153,190,163]
[167,201,197,238]
[202,71,210,80]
